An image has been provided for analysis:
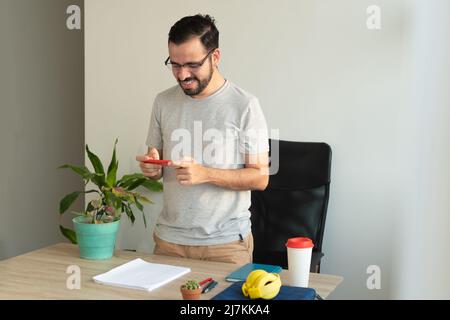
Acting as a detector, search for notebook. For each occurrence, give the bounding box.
[93,258,190,292]
[212,281,316,300]
[225,263,282,282]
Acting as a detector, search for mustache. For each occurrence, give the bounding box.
[179,77,198,83]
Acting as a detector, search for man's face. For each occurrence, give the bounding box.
[168,37,215,97]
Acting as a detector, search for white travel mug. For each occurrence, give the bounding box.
[286,237,314,287]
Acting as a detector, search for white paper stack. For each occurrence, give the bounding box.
[93,258,191,292]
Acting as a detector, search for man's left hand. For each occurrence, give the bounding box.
[171,157,209,186]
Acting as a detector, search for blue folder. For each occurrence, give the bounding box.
[225,263,282,282]
[211,281,317,300]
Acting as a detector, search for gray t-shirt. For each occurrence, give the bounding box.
[146,80,269,245]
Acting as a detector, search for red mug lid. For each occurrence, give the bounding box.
[286,237,314,249]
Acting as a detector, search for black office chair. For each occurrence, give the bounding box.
[250,140,332,273]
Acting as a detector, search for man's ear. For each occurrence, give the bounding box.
[212,48,221,68]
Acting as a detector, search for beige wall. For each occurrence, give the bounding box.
[85,0,450,299]
[0,0,84,259]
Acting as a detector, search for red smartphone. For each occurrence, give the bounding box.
[143,159,171,166]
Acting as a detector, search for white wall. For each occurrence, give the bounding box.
[390,0,450,299]
[85,0,450,299]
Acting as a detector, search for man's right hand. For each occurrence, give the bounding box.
[136,147,162,179]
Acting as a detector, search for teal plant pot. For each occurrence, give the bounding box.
[73,216,120,260]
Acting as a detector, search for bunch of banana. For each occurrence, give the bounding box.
[241,269,282,299]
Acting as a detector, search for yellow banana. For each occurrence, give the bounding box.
[251,272,281,299]
[242,269,267,297]
[242,269,282,300]
[246,271,270,299]
[246,269,268,286]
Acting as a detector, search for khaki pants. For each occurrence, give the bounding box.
[153,233,254,265]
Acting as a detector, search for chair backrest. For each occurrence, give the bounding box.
[250,140,332,269]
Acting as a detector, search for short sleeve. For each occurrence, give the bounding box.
[145,98,163,150]
[239,98,270,155]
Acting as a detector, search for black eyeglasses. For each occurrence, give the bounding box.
[164,48,216,72]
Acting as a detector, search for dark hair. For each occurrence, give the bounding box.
[168,14,219,51]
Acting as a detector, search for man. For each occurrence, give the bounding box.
[136,14,269,264]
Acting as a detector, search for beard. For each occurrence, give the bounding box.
[178,60,214,96]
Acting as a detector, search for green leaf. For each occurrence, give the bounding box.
[126,178,148,191]
[141,179,163,192]
[86,144,105,175]
[58,164,92,180]
[135,193,153,204]
[106,138,119,187]
[89,172,106,188]
[134,196,147,228]
[111,188,133,204]
[116,173,144,187]
[104,191,112,207]
[107,191,123,211]
[123,203,135,224]
[59,189,99,214]
[60,225,77,244]
[134,196,144,211]
[141,210,147,228]
[59,191,81,214]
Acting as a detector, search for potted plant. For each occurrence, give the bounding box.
[58,139,162,260]
[180,280,202,300]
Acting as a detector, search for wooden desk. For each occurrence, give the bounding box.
[0,243,342,300]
